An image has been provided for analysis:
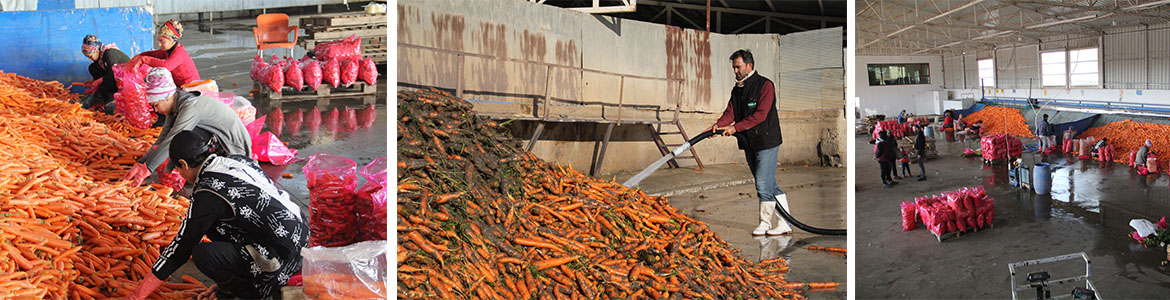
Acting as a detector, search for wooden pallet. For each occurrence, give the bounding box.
[299,12,386,30]
[931,224,994,242]
[252,81,377,110]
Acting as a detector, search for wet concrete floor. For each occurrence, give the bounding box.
[612,163,847,299]
[856,134,1170,299]
[160,12,388,290]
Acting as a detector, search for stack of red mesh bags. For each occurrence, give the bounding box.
[980,133,1022,160]
[873,120,913,139]
[901,186,995,235]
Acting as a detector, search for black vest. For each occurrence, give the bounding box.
[730,73,783,151]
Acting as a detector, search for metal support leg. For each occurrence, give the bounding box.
[592,123,616,176]
[527,122,546,152]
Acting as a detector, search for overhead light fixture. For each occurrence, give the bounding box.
[912,40,963,55]
[1123,0,1170,11]
[972,30,1014,40]
[1025,15,1098,29]
[886,0,986,38]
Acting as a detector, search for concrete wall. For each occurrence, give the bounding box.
[0,7,154,84]
[856,55,945,117]
[398,0,845,174]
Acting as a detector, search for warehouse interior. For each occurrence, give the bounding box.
[857,0,1170,298]
[398,0,846,298]
[0,1,388,299]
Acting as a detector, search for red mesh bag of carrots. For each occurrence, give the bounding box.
[300,55,323,91]
[250,55,285,94]
[340,58,358,88]
[321,58,341,88]
[359,57,378,85]
[303,153,359,247]
[313,35,362,62]
[355,157,387,241]
[900,201,917,231]
[283,59,304,91]
[111,63,157,129]
[287,108,304,134]
[155,159,186,190]
[301,240,388,299]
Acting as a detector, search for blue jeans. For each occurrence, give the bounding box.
[746,145,784,203]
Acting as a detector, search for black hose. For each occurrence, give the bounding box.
[694,129,847,236]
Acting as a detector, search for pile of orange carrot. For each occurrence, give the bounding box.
[398,88,836,300]
[0,71,203,299]
[961,106,1035,138]
[1081,120,1170,171]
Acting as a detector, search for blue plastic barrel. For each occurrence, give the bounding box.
[1033,163,1052,195]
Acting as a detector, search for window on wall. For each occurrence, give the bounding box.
[978,59,994,87]
[1069,48,1099,86]
[1041,51,1067,87]
[866,63,930,86]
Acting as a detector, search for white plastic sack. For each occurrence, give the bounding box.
[1132,219,1157,238]
[301,240,387,299]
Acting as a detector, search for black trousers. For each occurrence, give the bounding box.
[879,161,893,184]
[192,242,266,299]
[917,150,927,177]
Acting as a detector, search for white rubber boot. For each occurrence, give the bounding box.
[752,201,774,236]
[768,194,793,235]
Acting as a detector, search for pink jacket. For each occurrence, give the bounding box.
[138,44,201,87]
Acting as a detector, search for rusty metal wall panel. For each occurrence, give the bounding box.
[665,26,714,112]
[1104,30,1148,89]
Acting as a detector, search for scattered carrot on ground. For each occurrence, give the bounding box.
[397,88,836,300]
[807,246,847,256]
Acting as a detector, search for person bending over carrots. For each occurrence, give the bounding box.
[120,68,251,186]
[77,34,130,113]
[1136,140,1152,172]
[126,130,308,300]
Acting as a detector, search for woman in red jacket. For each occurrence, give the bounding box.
[127,19,201,87]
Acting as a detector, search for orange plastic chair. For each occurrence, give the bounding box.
[254,13,299,56]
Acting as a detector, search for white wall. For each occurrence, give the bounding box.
[947,87,1170,106]
[856,55,944,117]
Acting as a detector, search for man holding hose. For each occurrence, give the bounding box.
[705,49,791,236]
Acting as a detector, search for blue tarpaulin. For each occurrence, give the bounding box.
[0,7,153,85]
[951,102,986,119]
[1053,114,1100,145]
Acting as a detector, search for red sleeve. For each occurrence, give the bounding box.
[141,49,188,70]
[139,49,168,60]
[715,97,735,127]
[733,81,775,132]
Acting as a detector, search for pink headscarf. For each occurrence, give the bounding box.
[145,67,177,103]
